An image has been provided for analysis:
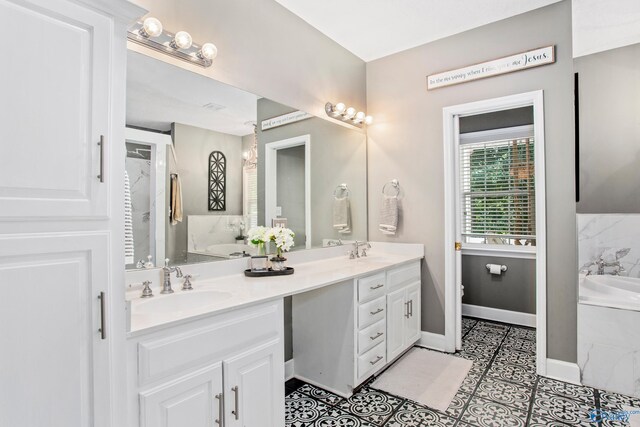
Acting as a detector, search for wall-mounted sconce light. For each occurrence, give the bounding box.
[325,102,373,128]
[127,17,218,68]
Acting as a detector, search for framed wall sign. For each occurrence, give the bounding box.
[427,45,555,90]
[261,110,312,131]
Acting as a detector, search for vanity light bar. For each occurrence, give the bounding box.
[325,102,373,128]
[127,17,217,68]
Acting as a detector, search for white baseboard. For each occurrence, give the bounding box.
[285,359,295,381]
[417,331,447,352]
[462,304,536,328]
[545,358,581,385]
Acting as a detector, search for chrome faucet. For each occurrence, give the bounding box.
[353,241,371,258]
[161,259,183,294]
[596,257,625,276]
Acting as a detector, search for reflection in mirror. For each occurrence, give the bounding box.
[125,51,367,269]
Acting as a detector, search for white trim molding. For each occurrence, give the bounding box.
[462,304,536,328]
[545,359,581,385]
[285,359,295,381]
[264,135,312,249]
[417,332,447,353]
[461,245,536,260]
[443,90,547,376]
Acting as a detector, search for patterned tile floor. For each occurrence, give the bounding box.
[285,317,640,427]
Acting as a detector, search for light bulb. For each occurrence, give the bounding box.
[345,107,356,119]
[364,115,374,125]
[354,111,366,123]
[172,31,193,49]
[242,152,249,160]
[141,17,163,38]
[334,103,346,114]
[199,43,218,60]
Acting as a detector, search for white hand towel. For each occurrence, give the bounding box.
[379,196,398,235]
[333,196,351,234]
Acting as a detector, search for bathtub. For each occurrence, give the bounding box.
[579,274,640,312]
[578,274,640,397]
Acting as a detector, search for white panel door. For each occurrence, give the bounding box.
[0,232,111,427]
[140,363,223,427]
[386,287,406,362]
[0,0,111,219]
[224,340,284,427]
[404,282,422,345]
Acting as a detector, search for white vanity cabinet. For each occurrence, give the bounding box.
[128,300,285,427]
[292,260,422,397]
[0,0,143,426]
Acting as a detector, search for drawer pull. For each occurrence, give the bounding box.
[215,393,224,425]
[369,284,384,290]
[370,308,383,315]
[370,355,383,365]
[370,332,383,340]
[405,301,410,318]
[98,292,106,339]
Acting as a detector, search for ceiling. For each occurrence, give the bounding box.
[274,0,561,61]
[275,0,640,61]
[126,51,258,136]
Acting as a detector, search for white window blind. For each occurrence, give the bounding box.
[243,167,258,229]
[459,130,536,247]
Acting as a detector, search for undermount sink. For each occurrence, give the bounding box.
[135,290,233,315]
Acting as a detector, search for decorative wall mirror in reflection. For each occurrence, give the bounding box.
[125,50,368,269]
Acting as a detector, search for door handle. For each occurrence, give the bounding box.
[231,386,239,420]
[98,292,106,339]
[404,301,410,318]
[370,308,383,315]
[215,393,224,425]
[97,135,105,183]
[409,300,413,317]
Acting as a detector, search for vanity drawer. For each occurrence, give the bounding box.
[357,272,386,303]
[357,341,386,379]
[387,261,421,290]
[358,295,386,329]
[358,319,386,355]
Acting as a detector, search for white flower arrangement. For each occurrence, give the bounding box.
[246,226,295,258]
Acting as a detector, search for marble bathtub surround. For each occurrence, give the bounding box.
[577,214,640,278]
[187,214,246,252]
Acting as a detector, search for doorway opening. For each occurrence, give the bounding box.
[264,135,311,249]
[443,91,547,375]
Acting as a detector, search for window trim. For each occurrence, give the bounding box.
[461,243,536,259]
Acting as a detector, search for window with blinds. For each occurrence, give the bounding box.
[243,167,258,229]
[460,130,536,247]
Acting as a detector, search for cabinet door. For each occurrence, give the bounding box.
[0,233,111,427]
[386,287,407,362]
[224,340,284,427]
[0,0,110,219]
[404,282,422,345]
[140,363,223,427]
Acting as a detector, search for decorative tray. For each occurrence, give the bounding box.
[244,267,295,277]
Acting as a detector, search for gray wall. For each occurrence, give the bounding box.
[462,255,536,314]
[277,146,306,247]
[366,1,577,362]
[575,43,640,213]
[131,0,366,122]
[257,98,368,247]
[166,123,243,263]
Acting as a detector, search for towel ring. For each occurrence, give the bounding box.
[382,179,400,197]
[334,183,350,198]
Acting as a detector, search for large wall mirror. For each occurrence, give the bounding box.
[125,51,367,269]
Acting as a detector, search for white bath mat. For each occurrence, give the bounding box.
[371,347,472,412]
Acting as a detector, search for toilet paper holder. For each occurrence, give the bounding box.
[486,264,507,273]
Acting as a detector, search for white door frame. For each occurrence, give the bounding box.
[125,127,173,265]
[442,90,547,376]
[264,135,311,249]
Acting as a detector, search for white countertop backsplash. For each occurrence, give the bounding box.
[125,242,424,336]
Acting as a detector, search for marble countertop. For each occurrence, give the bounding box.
[127,252,422,337]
